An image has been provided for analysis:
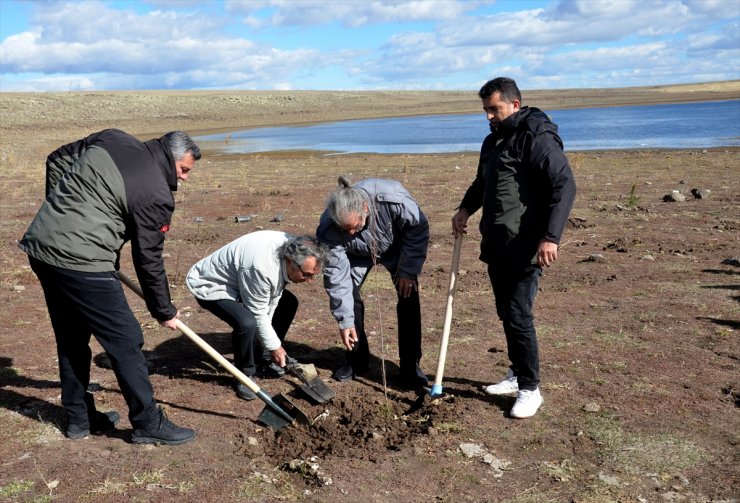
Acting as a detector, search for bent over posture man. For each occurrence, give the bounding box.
[186,231,327,401]
[19,128,200,444]
[452,77,576,418]
[317,177,429,390]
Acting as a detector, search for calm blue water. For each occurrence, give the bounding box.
[196,100,740,154]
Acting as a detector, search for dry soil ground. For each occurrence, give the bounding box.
[0,83,738,503]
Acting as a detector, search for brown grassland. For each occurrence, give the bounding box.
[0,81,738,502]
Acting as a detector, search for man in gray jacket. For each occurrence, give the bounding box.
[186,231,327,400]
[316,177,429,390]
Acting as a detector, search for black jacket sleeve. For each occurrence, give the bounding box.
[458,133,496,214]
[530,133,577,244]
[129,197,177,322]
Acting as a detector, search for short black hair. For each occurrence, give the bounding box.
[479,77,521,103]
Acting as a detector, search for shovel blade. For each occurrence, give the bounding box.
[257,404,293,430]
[288,364,336,404]
[258,393,312,428]
[300,377,336,404]
[294,362,318,380]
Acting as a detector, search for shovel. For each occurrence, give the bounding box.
[286,362,336,404]
[429,233,463,398]
[118,272,309,429]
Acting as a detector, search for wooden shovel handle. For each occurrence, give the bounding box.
[432,233,462,389]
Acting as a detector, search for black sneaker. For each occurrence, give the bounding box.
[399,363,428,390]
[65,410,120,439]
[131,408,195,445]
[235,382,257,401]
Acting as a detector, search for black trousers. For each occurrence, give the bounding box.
[487,263,542,390]
[196,290,298,376]
[29,257,159,428]
[347,268,422,372]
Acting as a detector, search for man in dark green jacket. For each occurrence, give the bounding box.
[452,77,576,419]
[19,129,200,444]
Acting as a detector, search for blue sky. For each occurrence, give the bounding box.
[0,0,738,92]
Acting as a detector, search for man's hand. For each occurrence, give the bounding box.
[340,327,358,351]
[452,208,470,238]
[537,239,559,267]
[271,346,288,368]
[395,276,417,298]
[160,311,180,330]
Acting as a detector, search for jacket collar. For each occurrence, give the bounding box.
[144,137,178,191]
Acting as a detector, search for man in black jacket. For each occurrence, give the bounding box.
[19,129,200,444]
[452,77,576,419]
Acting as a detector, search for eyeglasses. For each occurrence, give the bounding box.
[296,263,316,280]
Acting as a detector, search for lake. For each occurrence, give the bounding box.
[196,100,740,154]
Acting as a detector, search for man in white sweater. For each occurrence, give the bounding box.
[186,231,327,400]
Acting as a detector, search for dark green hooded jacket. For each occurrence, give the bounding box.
[19,129,178,321]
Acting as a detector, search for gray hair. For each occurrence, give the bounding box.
[163,131,202,161]
[326,176,369,226]
[279,234,328,268]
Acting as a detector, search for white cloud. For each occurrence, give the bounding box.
[224,0,483,26]
[0,0,737,91]
[0,0,354,89]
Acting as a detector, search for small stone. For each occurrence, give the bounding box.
[690,188,711,199]
[663,191,686,202]
[247,436,258,446]
[459,443,485,458]
[193,216,204,223]
[585,254,606,263]
[583,402,601,413]
[721,257,740,267]
[599,471,619,486]
[12,285,25,291]
[270,213,285,222]
[235,215,253,223]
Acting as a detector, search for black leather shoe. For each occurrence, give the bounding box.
[332,364,355,382]
[333,362,370,382]
[131,407,195,445]
[66,410,120,439]
[399,364,428,390]
[235,382,257,401]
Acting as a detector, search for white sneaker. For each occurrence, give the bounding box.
[510,388,543,419]
[482,370,519,396]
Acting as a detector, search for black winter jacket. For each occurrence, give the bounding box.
[19,129,178,321]
[459,107,576,266]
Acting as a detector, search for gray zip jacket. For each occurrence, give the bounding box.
[316,179,429,330]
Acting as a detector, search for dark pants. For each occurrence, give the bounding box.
[347,268,422,372]
[29,257,159,428]
[196,290,298,376]
[487,263,542,391]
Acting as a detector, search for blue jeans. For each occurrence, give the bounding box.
[487,264,542,390]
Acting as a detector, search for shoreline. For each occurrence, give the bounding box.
[0,80,738,160]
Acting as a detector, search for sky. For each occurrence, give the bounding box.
[0,0,738,92]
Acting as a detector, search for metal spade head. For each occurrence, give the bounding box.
[257,393,312,429]
[287,364,336,404]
